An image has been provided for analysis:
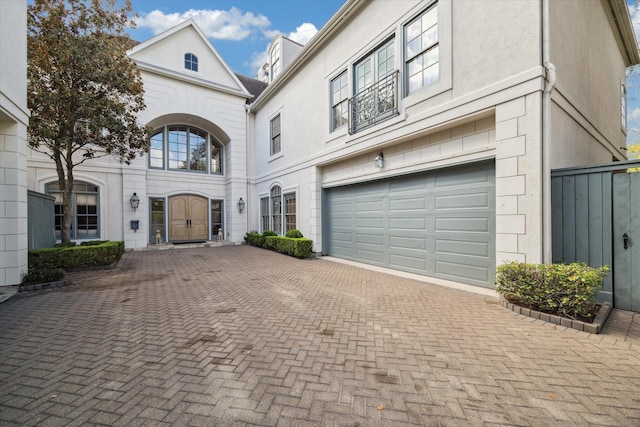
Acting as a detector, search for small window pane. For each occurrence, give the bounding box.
[271,115,281,155]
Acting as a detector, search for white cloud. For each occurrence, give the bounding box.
[286,23,319,45]
[135,7,271,41]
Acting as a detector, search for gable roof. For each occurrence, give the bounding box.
[127,19,252,99]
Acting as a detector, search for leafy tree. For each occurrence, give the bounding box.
[28,0,150,243]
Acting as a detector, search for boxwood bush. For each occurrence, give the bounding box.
[29,240,125,270]
[245,230,313,259]
[496,262,609,321]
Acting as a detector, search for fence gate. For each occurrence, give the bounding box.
[613,172,640,311]
[551,160,640,311]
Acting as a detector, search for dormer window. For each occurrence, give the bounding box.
[270,44,280,81]
[185,53,198,72]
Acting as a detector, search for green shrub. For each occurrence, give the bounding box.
[245,231,265,247]
[55,242,77,248]
[496,262,609,321]
[285,229,303,238]
[29,240,125,270]
[262,230,277,237]
[21,267,65,285]
[79,240,110,246]
[264,236,313,258]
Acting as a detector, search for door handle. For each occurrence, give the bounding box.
[623,233,629,250]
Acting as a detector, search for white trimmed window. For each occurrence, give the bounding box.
[405,3,439,95]
[46,181,99,240]
[185,53,198,72]
[330,71,348,131]
[270,114,281,156]
[149,126,223,175]
[260,187,297,234]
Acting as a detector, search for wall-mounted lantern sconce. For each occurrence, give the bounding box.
[237,197,246,213]
[375,152,384,169]
[130,193,140,210]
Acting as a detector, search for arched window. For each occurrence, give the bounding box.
[260,185,297,234]
[148,126,223,175]
[270,186,282,234]
[185,53,198,72]
[270,43,280,80]
[45,181,99,240]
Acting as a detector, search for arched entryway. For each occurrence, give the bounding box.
[168,195,208,242]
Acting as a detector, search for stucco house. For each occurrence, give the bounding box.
[11,0,640,292]
[0,0,29,288]
[247,0,640,289]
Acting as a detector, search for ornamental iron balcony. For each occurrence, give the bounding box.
[348,70,399,135]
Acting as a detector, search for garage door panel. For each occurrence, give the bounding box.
[389,217,425,230]
[436,260,490,284]
[435,166,492,188]
[356,248,384,263]
[389,235,427,250]
[390,253,427,270]
[436,239,490,258]
[357,218,383,228]
[356,200,384,212]
[326,161,495,288]
[389,179,427,193]
[357,233,383,245]
[435,217,490,233]
[435,192,490,210]
[389,197,426,211]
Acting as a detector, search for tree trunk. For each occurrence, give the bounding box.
[60,187,73,243]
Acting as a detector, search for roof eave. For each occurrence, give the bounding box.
[604,0,640,66]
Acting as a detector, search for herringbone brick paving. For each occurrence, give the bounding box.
[0,246,639,426]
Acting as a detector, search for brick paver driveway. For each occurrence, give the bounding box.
[1,246,639,426]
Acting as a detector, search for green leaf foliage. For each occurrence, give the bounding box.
[496,262,609,321]
[285,229,303,238]
[29,240,125,270]
[245,231,313,258]
[28,0,151,242]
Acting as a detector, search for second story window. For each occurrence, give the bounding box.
[331,71,348,131]
[271,43,281,80]
[405,3,439,95]
[270,114,281,156]
[149,125,223,175]
[185,53,198,72]
[349,38,399,134]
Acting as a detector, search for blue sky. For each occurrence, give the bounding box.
[127,0,345,78]
[626,0,640,145]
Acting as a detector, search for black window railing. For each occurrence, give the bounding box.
[348,70,399,134]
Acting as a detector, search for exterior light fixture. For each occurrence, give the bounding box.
[130,193,140,210]
[237,197,246,213]
[375,152,384,169]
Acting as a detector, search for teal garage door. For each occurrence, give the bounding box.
[325,161,496,288]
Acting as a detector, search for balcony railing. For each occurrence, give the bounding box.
[348,70,399,134]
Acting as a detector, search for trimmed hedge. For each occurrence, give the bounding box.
[29,240,125,270]
[264,236,313,259]
[245,230,313,259]
[21,267,65,285]
[496,262,609,321]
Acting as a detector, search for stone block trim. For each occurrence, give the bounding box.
[500,296,611,334]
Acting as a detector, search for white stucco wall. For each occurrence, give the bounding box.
[0,0,29,287]
[548,0,629,167]
[250,0,543,258]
